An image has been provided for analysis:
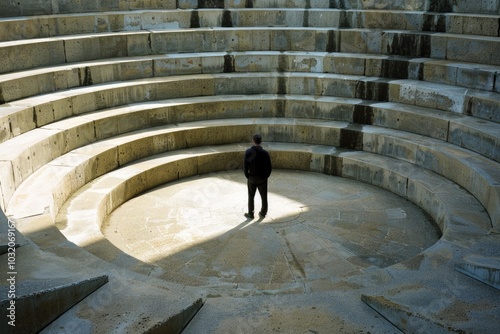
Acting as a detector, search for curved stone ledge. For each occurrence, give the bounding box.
[1,27,499,74]
[1,0,499,17]
[45,144,490,256]
[2,51,499,105]
[1,95,498,217]
[1,9,498,43]
[2,73,498,144]
[5,118,496,231]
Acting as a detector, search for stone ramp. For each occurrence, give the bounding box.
[183,291,401,333]
[0,272,108,334]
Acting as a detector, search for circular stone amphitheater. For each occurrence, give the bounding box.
[0,0,499,333]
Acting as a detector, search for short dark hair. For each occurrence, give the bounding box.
[253,134,262,144]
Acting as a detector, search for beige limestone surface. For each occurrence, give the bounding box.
[102,170,440,292]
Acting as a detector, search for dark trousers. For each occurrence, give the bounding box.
[247,176,268,215]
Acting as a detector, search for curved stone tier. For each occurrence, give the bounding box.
[0,1,499,333]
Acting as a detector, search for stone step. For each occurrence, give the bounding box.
[1,0,499,17]
[3,118,498,227]
[1,72,498,145]
[1,27,499,74]
[1,9,498,42]
[1,92,498,200]
[6,131,492,237]
[2,94,498,217]
[1,51,499,105]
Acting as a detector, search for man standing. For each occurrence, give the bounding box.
[244,134,272,219]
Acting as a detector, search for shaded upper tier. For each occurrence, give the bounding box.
[1,0,500,17]
[1,8,499,42]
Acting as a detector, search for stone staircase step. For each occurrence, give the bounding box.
[2,93,498,215]
[4,117,497,227]
[2,0,500,17]
[2,72,498,143]
[9,141,489,249]
[1,51,499,105]
[1,27,499,74]
[1,9,498,43]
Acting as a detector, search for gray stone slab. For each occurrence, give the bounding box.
[0,275,108,333]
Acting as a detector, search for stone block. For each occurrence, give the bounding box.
[0,75,33,104]
[175,154,199,179]
[322,76,357,98]
[120,59,154,80]
[123,171,149,202]
[71,91,97,116]
[1,40,65,74]
[237,29,269,51]
[456,65,496,91]
[198,151,240,174]
[27,132,62,175]
[468,91,500,123]
[367,132,419,163]
[0,110,11,144]
[55,15,95,36]
[124,31,150,56]
[272,151,312,171]
[234,52,277,72]
[53,68,85,91]
[118,136,156,165]
[449,117,500,162]
[341,154,408,197]
[325,54,366,75]
[376,103,450,141]
[2,105,35,138]
[177,0,198,8]
[288,75,320,96]
[284,97,316,119]
[423,61,457,87]
[51,167,87,214]
[447,35,500,66]
[132,0,177,9]
[340,30,367,53]
[0,162,15,211]
[407,58,425,80]
[315,29,338,52]
[315,97,355,122]
[142,11,185,30]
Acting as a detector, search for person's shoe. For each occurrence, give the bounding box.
[244,213,254,219]
[258,212,266,218]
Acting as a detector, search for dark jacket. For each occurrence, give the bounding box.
[244,145,272,179]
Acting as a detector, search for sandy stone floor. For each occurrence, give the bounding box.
[102,170,440,293]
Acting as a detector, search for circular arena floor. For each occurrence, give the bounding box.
[102,170,440,292]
